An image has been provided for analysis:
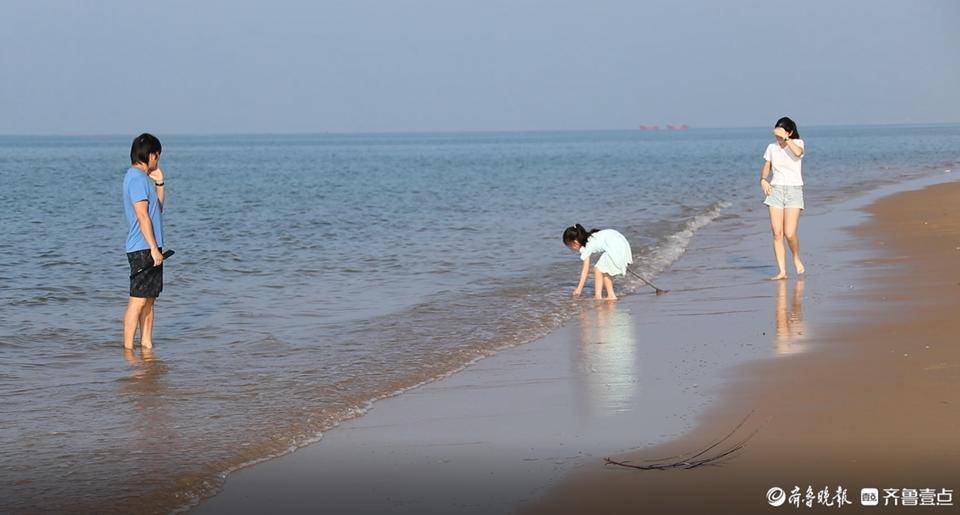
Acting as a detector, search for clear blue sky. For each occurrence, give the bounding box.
[1,0,957,134]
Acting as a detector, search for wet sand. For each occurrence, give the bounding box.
[527,179,960,514]
[193,176,959,514]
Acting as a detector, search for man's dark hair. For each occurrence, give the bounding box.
[130,133,162,165]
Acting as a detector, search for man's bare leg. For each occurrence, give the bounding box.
[139,298,156,349]
[123,297,148,349]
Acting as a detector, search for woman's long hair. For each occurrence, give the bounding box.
[775,117,800,140]
[562,224,599,246]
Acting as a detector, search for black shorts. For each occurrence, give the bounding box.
[127,248,163,298]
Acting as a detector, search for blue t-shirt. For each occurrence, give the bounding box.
[123,167,163,252]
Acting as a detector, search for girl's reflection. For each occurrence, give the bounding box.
[575,302,638,418]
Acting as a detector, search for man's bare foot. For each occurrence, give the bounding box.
[141,342,153,349]
[594,295,603,300]
[605,296,618,301]
[770,273,787,280]
[794,259,805,275]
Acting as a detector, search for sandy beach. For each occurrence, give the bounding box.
[527,178,960,514]
[4,3,958,513]
[192,172,960,513]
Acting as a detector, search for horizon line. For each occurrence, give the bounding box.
[2,120,959,139]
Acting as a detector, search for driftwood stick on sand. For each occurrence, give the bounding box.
[603,410,760,470]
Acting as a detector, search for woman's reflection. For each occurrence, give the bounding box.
[774,279,807,355]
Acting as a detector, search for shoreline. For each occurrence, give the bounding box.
[189,279,719,514]
[4,129,956,514]
[191,171,958,513]
[527,177,960,513]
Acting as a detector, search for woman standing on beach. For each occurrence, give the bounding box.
[760,117,806,280]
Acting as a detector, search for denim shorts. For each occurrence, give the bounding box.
[763,185,804,210]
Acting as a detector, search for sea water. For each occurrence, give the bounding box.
[1,125,957,512]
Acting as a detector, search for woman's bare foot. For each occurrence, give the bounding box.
[605,295,618,301]
[794,259,805,275]
[770,272,787,280]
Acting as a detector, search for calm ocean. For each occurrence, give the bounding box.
[1,126,957,512]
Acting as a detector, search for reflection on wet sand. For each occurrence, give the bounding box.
[121,347,174,451]
[574,302,639,419]
[774,279,807,355]
[122,347,168,387]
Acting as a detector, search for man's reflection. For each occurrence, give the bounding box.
[121,347,173,443]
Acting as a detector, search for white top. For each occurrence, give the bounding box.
[763,139,805,186]
[579,229,634,276]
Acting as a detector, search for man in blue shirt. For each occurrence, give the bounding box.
[122,133,166,349]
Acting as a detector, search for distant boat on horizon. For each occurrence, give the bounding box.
[638,124,689,131]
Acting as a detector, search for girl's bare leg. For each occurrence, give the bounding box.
[768,206,787,280]
[783,207,805,274]
[593,266,603,299]
[603,274,617,301]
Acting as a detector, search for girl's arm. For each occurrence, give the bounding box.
[573,258,590,297]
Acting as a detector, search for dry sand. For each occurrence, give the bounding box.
[526,181,960,514]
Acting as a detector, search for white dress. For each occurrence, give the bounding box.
[579,229,634,276]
